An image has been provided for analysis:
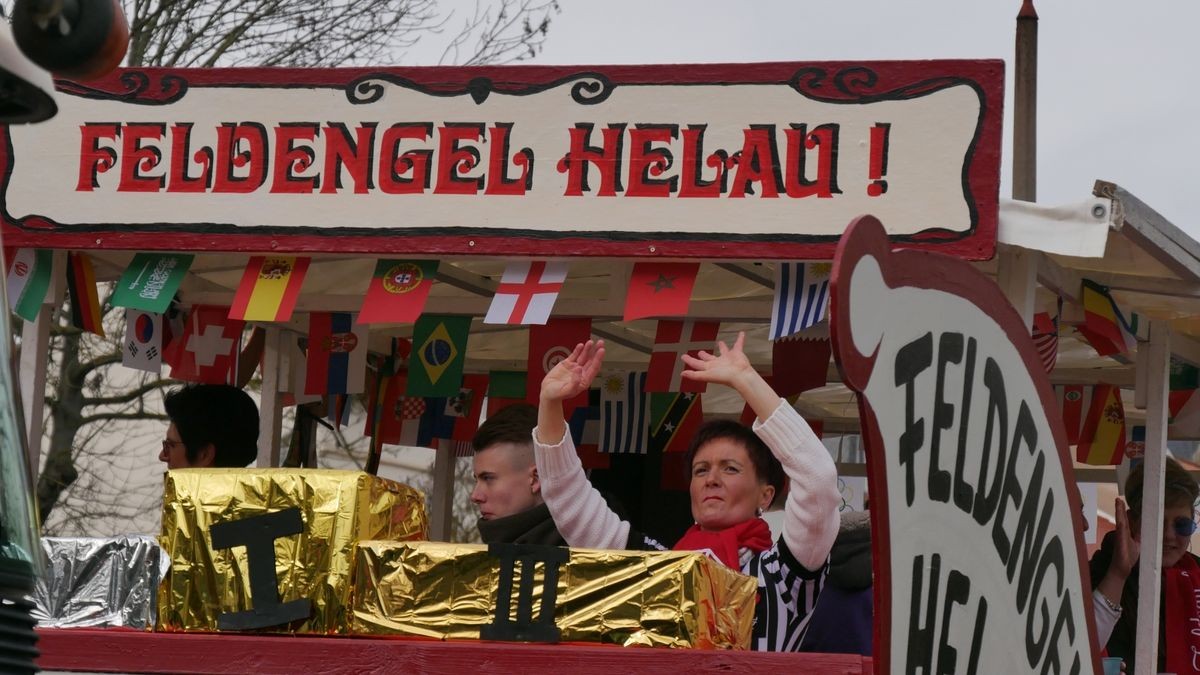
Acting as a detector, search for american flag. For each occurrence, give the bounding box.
[770,262,831,341]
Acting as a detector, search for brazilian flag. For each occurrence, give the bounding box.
[407,314,471,397]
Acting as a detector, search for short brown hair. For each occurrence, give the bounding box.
[682,419,786,507]
[1126,456,1200,517]
[473,403,537,453]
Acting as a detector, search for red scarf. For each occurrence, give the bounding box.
[673,517,773,570]
[1165,553,1200,674]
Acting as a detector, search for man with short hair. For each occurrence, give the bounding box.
[159,384,260,469]
[471,403,566,545]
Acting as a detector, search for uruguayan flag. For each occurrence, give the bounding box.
[600,371,648,454]
[770,262,831,340]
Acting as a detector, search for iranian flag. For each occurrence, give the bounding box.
[5,248,52,321]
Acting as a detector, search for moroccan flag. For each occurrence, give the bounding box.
[623,262,699,321]
[167,305,245,384]
[599,371,649,454]
[527,317,592,416]
[1076,384,1126,465]
[408,314,471,397]
[1077,279,1137,356]
[484,260,568,325]
[771,336,830,396]
[770,262,831,340]
[66,252,105,336]
[487,370,527,415]
[1056,384,1095,446]
[122,309,162,373]
[359,260,438,324]
[229,256,309,322]
[649,391,703,454]
[6,248,52,322]
[304,312,369,395]
[646,319,720,393]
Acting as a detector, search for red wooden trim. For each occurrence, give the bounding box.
[35,628,872,674]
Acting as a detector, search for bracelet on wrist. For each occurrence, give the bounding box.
[1098,592,1122,613]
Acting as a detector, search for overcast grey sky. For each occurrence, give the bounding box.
[466,0,1197,240]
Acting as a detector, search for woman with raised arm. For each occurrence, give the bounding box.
[533,334,841,651]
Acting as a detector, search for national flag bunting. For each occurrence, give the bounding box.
[600,371,648,454]
[1056,384,1095,446]
[6,248,52,322]
[487,370,527,415]
[771,336,830,396]
[359,259,438,325]
[229,256,309,322]
[167,305,245,384]
[1169,389,1200,439]
[770,262,831,341]
[111,252,193,314]
[446,373,489,442]
[527,317,592,414]
[122,309,162,373]
[484,260,568,325]
[646,319,720,393]
[570,388,609,470]
[65,252,105,336]
[1031,309,1059,375]
[1125,425,1146,461]
[304,312,369,395]
[1076,383,1126,465]
[407,314,471,397]
[1077,279,1137,356]
[649,391,703,454]
[623,262,699,321]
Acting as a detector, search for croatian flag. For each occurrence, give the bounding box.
[305,312,368,395]
[483,261,568,325]
[770,262,831,340]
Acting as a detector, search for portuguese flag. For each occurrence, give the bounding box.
[359,259,438,324]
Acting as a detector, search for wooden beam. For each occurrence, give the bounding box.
[428,449,456,541]
[1134,320,1170,674]
[715,262,773,289]
[258,327,283,467]
[1097,180,1200,284]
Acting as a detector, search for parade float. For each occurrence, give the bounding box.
[0,8,1197,673]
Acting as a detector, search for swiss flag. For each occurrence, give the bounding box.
[166,305,245,384]
[527,317,592,417]
[645,319,720,393]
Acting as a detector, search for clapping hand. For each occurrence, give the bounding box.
[540,340,605,403]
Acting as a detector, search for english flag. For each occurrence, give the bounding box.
[484,261,568,325]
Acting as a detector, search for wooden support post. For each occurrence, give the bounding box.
[1134,320,1169,675]
[257,326,283,467]
[429,449,456,540]
[19,304,50,476]
[996,246,1038,329]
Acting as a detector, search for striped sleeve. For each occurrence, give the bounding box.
[745,539,828,652]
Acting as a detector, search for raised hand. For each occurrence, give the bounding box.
[681,331,754,388]
[1111,497,1139,579]
[540,340,605,403]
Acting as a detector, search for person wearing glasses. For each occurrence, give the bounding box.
[159,384,260,469]
[1088,456,1200,673]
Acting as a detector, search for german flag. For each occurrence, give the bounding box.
[66,252,104,337]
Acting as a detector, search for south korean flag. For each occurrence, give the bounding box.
[123,308,162,373]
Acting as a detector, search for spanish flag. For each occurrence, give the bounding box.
[1077,279,1136,356]
[1076,383,1126,465]
[66,252,105,337]
[229,256,309,322]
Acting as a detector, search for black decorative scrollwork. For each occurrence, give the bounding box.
[344,72,615,106]
[790,66,972,106]
[55,70,188,105]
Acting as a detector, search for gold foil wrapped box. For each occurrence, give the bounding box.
[157,469,426,634]
[351,541,756,649]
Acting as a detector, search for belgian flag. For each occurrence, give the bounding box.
[66,252,105,337]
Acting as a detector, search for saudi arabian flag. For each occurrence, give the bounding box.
[6,248,52,321]
[111,252,193,313]
[407,314,471,397]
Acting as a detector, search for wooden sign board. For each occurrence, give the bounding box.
[829,217,1100,673]
[1,62,1001,258]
